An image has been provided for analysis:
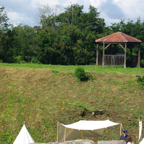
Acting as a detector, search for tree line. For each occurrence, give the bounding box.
[0,4,144,66]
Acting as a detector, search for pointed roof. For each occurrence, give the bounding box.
[140,138,144,144]
[95,32,142,43]
[13,124,35,144]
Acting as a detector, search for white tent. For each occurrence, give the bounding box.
[140,138,144,144]
[13,124,35,144]
[58,120,120,142]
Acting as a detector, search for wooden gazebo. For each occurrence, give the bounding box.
[95,32,142,68]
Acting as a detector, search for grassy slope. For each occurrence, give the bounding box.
[0,63,144,144]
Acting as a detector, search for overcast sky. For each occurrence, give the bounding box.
[1,0,144,27]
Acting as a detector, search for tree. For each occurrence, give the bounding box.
[35,4,61,29]
[0,6,10,31]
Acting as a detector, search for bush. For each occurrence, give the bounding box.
[136,75,144,86]
[75,67,93,81]
[13,56,25,63]
[141,59,144,67]
[0,59,3,63]
[75,67,86,81]
[31,57,41,64]
[86,73,93,80]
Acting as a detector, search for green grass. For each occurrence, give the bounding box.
[0,64,144,144]
[0,63,144,74]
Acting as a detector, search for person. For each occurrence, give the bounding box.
[120,130,128,141]
[126,136,134,144]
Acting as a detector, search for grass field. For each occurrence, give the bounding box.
[0,63,144,144]
[0,63,144,74]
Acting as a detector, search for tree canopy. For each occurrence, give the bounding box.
[0,4,144,67]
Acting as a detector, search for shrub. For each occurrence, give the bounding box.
[86,72,93,80]
[31,58,41,64]
[13,56,25,63]
[75,67,93,81]
[75,67,86,81]
[136,75,144,87]
[0,59,3,63]
[141,59,144,67]
[52,70,59,73]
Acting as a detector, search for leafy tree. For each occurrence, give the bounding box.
[0,6,10,31]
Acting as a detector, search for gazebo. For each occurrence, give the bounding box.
[95,32,142,68]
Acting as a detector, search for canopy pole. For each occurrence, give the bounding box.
[64,128,66,142]
[80,130,83,139]
[57,122,59,142]
[108,127,110,140]
[120,124,123,136]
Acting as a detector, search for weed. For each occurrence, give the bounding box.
[86,72,93,80]
[52,70,59,73]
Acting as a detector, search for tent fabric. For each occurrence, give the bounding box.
[140,138,144,144]
[58,120,120,142]
[13,124,35,144]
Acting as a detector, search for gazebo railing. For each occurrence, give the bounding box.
[104,55,124,66]
[98,55,124,66]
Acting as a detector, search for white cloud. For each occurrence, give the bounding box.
[7,11,34,26]
[114,0,144,21]
[1,0,144,27]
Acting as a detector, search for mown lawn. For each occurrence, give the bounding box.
[0,63,144,144]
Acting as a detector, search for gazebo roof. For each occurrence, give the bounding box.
[95,32,142,43]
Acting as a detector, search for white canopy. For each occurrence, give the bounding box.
[140,138,144,144]
[58,120,120,142]
[13,124,35,144]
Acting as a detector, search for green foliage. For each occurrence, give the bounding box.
[0,59,3,63]
[86,72,93,80]
[74,67,93,81]
[75,67,87,81]
[0,4,144,67]
[0,130,13,143]
[52,70,59,73]
[13,56,25,63]
[136,75,144,87]
[141,59,144,67]
[0,6,10,31]
[31,57,41,64]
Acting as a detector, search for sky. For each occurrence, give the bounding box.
[1,0,144,27]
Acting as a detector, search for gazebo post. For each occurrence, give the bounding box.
[96,44,99,66]
[102,42,105,67]
[130,46,132,66]
[137,44,141,68]
[124,43,127,68]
